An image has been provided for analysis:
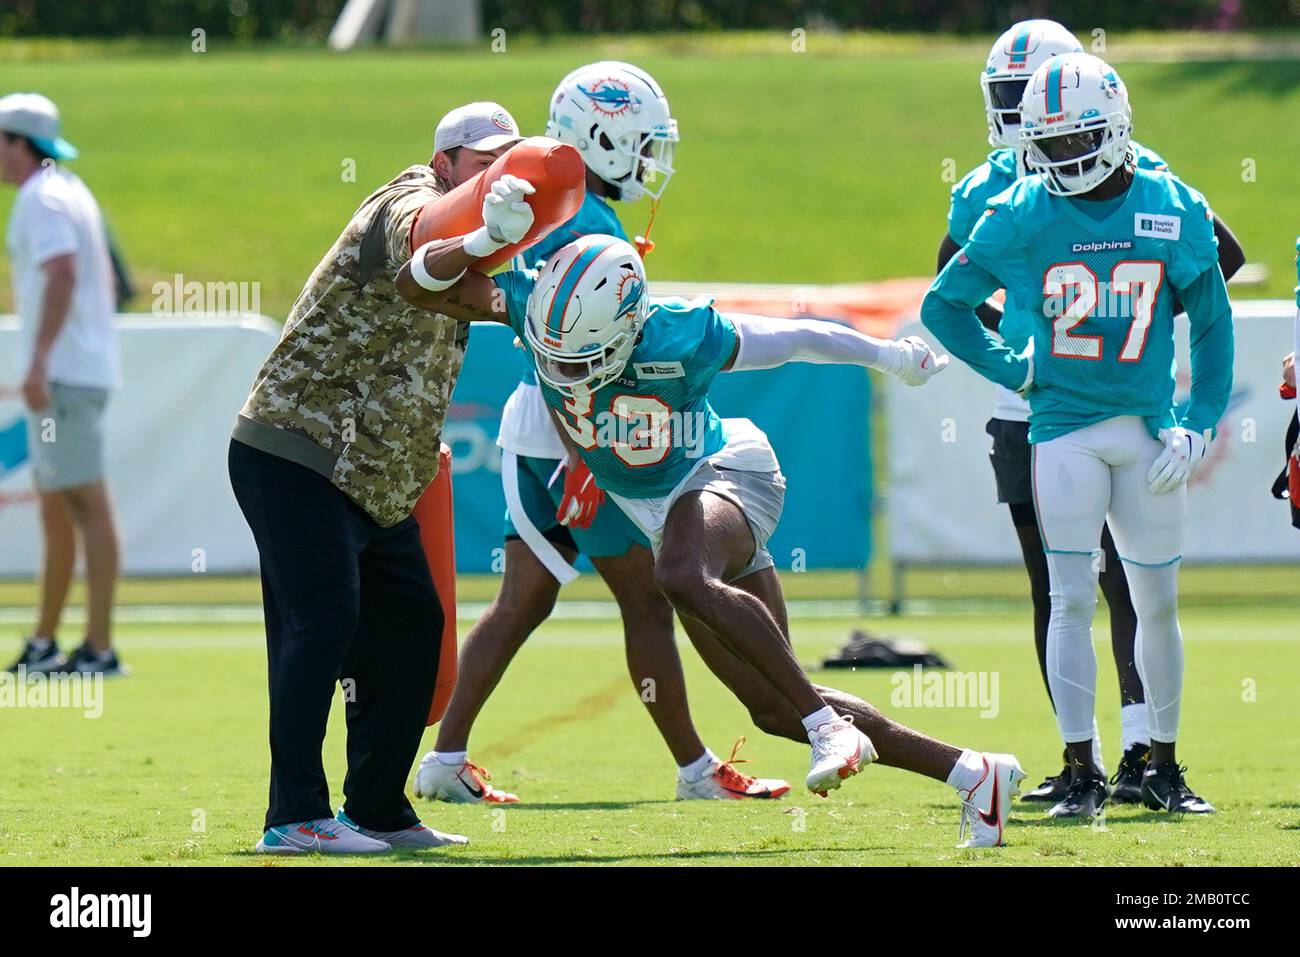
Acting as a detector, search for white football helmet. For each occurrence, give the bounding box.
[981,19,1083,149]
[523,234,650,396]
[1019,53,1132,196]
[546,61,678,203]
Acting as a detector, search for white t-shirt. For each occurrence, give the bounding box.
[7,165,120,389]
[497,380,567,459]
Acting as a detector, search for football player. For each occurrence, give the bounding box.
[414,62,791,805]
[397,206,1030,847]
[938,21,1243,809]
[923,53,1234,817]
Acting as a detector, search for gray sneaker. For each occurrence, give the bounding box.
[255,817,391,854]
[337,808,468,849]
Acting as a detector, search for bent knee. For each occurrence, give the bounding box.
[652,563,711,611]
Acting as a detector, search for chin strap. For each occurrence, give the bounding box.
[634,198,661,258]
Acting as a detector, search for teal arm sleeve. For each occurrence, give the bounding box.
[1177,265,1235,438]
[921,253,1031,392]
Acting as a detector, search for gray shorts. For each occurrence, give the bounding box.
[27,382,110,491]
[612,459,787,581]
[679,462,786,580]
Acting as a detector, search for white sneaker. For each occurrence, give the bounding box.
[805,715,877,795]
[956,753,1027,848]
[413,752,519,804]
[336,809,467,848]
[676,739,791,800]
[255,817,390,855]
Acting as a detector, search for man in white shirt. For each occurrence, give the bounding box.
[1,93,124,676]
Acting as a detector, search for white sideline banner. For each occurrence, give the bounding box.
[888,301,1300,564]
[0,314,280,576]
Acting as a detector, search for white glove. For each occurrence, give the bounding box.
[1147,427,1209,494]
[886,335,950,386]
[466,174,536,257]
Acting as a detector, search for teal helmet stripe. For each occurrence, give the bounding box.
[1010,26,1031,59]
[546,240,614,337]
[1045,61,1063,113]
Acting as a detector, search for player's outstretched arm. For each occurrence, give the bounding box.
[722,313,948,386]
[921,250,1031,393]
[394,174,537,322]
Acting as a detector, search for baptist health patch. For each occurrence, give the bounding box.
[633,361,685,379]
[1134,212,1181,241]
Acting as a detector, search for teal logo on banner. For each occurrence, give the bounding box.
[444,324,872,572]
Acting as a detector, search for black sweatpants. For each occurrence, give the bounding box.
[228,439,442,831]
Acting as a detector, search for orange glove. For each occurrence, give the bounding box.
[556,456,604,529]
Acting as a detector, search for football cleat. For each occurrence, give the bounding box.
[255,817,390,855]
[805,715,877,796]
[1047,773,1109,819]
[1109,743,1150,804]
[676,737,791,800]
[413,752,519,804]
[1141,763,1215,814]
[957,753,1027,848]
[336,809,467,849]
[5,638,64,675]
[1020,749,1071,803]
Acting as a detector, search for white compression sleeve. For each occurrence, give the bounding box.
[728,313,899,374]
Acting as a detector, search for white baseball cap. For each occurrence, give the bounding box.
[434,101,521,153]
[0,92,78,160]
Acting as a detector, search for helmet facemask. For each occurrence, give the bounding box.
[981,75,1031,148]
[1021,113,1130,196]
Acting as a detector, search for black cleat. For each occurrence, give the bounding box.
[1021,749,1071,803]
[1048,774,1108,819]
[5,638,64,674]
[1141,762,1215,814]
[58,644,129,677]
[1109,743,1150,804]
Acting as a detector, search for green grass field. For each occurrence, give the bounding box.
[2,573,1297,867]
[0,33,1298,316]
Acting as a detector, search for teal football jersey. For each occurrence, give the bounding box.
[1295,235,1300,307]
[512,192,628,387]
[947,142,1170,353]
[493,270,735,498]
[927,166,1231,443]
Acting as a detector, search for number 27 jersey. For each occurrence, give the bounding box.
[965,167,1221,442]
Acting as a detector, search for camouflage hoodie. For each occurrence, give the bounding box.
[234,165,467,527]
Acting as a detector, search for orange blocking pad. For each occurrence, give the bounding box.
[409,136,586,273]
[413,445,458,725]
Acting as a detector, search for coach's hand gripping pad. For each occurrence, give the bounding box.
[413,445,458,725]
[410,136,586,273]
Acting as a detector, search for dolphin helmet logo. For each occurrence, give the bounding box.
[614,274,644,321]
[577,78,637,116]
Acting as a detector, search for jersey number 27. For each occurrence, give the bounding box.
[1045,260,1165,362]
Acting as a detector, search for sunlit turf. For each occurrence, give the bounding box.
[2,597,1294,866]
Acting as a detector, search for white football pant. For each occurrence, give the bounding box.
[1032,416,1185,746]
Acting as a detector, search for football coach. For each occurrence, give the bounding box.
[228,103,524,855]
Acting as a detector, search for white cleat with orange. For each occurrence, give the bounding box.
[805,715,877,795]
[413,752,520,805]
[676,738,791,800]
[956,752,1027,848]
